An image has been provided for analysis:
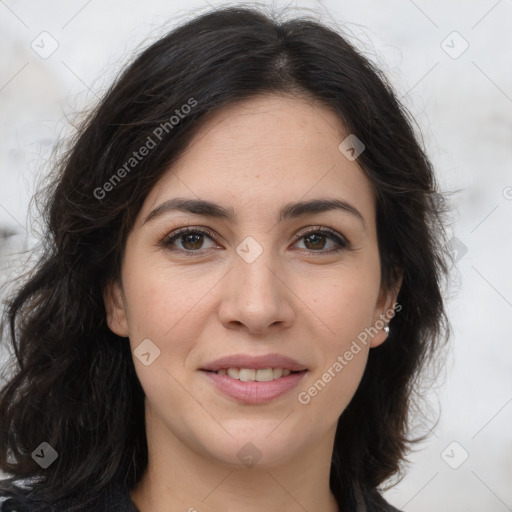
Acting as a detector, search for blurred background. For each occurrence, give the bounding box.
[1,1,511,510]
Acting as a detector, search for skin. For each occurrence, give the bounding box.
[104,93,401,512]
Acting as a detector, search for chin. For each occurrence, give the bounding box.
[193,427,308,469]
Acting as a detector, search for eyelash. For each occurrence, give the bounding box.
[160,226,350,256]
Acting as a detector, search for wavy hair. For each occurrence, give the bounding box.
[0,5,451,511]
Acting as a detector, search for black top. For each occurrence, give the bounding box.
[0,482,138,512]
[1,480,402,511]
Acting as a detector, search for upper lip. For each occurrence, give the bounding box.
[200,353,307,372]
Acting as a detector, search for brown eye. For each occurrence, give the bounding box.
[178,232,205,250]
[162,227,218,253]
[303,232,327,250]
[294,228,348,253]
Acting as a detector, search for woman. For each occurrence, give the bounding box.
[0,5,450,511]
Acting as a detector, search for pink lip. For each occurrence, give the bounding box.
[201,370,308,404]
[200,353,307,372]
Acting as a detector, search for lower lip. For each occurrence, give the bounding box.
[201,370,307,404]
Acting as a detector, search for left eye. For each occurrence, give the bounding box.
[294,229,348,252]
[161,227,348,254]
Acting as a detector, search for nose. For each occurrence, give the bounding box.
[218,250,296,335]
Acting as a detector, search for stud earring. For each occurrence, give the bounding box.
[383,325,390,335]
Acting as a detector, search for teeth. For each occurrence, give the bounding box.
[227,368,239,379]
[239,369,256,381]
[217,368,298,381]
[255,369,273,382]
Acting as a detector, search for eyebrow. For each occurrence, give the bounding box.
[142,197,367,231]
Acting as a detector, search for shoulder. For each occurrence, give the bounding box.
[1,480,139,512]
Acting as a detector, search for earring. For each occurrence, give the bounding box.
[383,325,390,335]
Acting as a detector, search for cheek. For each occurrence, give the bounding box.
[293,265,379,415]
[296,297,372,425]
[121,250,219,343]
[300,263,380,346]
[121,258,214,426]
[120,251,222,406]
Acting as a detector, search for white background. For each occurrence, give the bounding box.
[1,1,511,510]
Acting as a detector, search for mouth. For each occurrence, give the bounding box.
[199,353,308,404]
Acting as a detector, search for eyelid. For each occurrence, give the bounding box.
[161,225,221,248]
[294,225,348,242]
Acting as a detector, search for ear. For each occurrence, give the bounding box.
[103,279,129,337]
[370,271,403,348]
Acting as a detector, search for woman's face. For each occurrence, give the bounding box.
[105,94,399,468]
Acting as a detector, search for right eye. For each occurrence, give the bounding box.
[161,226,221,254]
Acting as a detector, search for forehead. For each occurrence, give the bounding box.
[138,93,376,230]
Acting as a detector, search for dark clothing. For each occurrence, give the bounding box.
[1,482,138,512]
[1,480,402,511]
